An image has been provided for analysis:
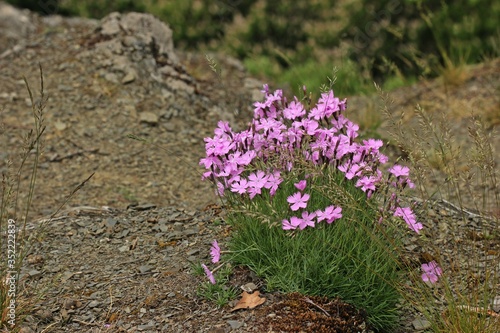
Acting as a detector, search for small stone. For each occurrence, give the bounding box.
[35,309,53,322]
[183,228,198,236]
[19,327,35,333]
[122,70,136,84]
[241,282,258,293]
[54,121,68,131]
[118,245,130,252]
[104,72,118,83]
[137,322,155,330]
[412,318,431,331]
[28,269,42,278]
[138,265,152,274]
[100,15,121,36]
[63,298,80,310]
[106,218,118,228]
[88,300,100,308]
[139,111,158,125]
[227,320,244,330]
[492,295,500,312]
[132,203,157,211]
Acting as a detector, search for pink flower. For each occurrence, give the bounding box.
[247,186,262,199]
[287,192,310,211]
[230,179,248,194]
[283,101,305,120]
[316,206,342,224]
[356,176,377,193]
[248,170,269,190]
[265,171,283,196]
[389,165,410,178]
[210,240,220,263]
[363,138,383,151]
[201,264,216,284]
[394,207,423,233]
[421,261,442,284]
[282,218,297,230]
[297,211,316,230]
[339,163,361,180]
[294,180,307,191]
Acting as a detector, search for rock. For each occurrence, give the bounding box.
[100,12,122,36]
[227,320,244,330]
[412,318,431,331]
[88,300,100,308]
[492,295,500,312]
[138,265,152,274]
[118,245,130,252]
[27,269,42,278]
[139,112,159,126]
[122,70,136,84]
[119,12,178,64]
[137,321,156,330]
[35,309,53,322]
[54,121,67,131]
[0,2,35,41]
[131,203,158,211]
[241,282,258,293]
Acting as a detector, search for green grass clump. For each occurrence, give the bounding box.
[227,167,402,331]
[196,84,419,332]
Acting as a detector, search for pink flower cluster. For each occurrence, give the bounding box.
[282,180,343,230]
[421,261,442,284]
[200,85,421,233]
[199,85,436,284]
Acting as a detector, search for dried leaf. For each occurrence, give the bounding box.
[230,291,266,312]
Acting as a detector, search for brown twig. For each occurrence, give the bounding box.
[303,297,330,317]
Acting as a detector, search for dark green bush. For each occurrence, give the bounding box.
[5,0,145,16]
[342,0,500,80]
[8,0,498,94]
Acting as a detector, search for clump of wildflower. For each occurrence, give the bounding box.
[200,84,434,282]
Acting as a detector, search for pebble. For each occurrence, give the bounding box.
[122,70,136,84]
[88,300,100,308]
[137,322,156,330]
[139,265,152,273]
[492,295,500,312]
[139,112,158,125]
[412,318,431,331]
[227,320,244,330]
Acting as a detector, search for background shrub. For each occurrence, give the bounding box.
[7,0,499,94]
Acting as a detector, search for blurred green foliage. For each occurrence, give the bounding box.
[6,0,499,95]
[342,0,500,80]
